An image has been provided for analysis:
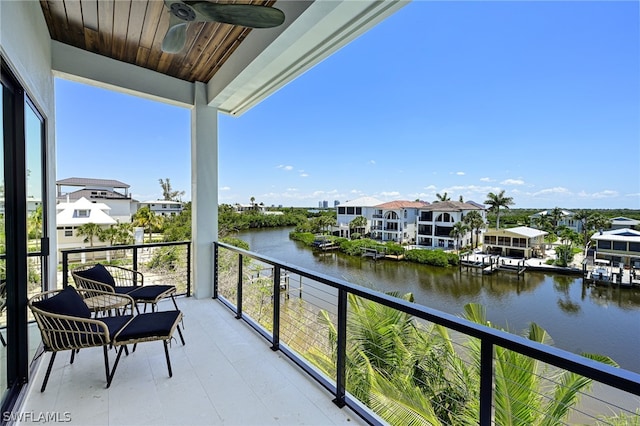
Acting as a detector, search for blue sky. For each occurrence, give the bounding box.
[56,1,639,209]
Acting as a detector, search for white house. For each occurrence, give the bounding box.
[529,209,583,233]
[590,228,640,268]
[138,200,184,217]
[370,200,428,244]
[610,217,639,230]
[335,196,384,238]
[416,201,486,250]
[483,226,548,258]
[56,177,136,223]
[56,197,117,255]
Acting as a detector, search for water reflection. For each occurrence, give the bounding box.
[240,228,640,373]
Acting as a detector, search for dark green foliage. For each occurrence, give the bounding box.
[163,202,192,241]
[289,232,317,245]
[405,249,459,267]
[220,236,250,250]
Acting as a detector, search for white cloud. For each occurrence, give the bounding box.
[533,187,570,196]
[480,177,493,182]
[501,179,525,185]
[379,191,401,198]
[456,171,465,176]
[220,186,231,191]
[424,185,437,191]
[276,165,294,171]
[300,173,309,177]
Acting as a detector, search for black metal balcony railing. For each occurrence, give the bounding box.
[60,241,191,295]
[213,241,640,426]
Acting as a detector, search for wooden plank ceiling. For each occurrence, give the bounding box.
[39,0,278,83]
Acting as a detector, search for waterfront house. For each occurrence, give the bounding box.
[56,177,135,223]
[416,201,486,249]
[529,209,583,233]
[590,228,640,268]
[483,226,547,258]
[370,200,428,244]
[335,196,384,238]
[610,217,640,230]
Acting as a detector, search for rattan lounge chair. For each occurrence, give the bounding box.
[72,263,178,313]
[29,286,185,391]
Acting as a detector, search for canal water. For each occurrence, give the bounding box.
[237,227,640,374]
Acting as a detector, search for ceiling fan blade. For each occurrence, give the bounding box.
[162,15,189,53]
[187,2,285,28]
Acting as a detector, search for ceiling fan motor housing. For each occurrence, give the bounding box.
[170,2,196,21]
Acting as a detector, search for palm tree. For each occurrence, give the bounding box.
[158,178,185,201]
[548,207,564,232]
[349,216,368,239]
[133,206,163,243]
[484,190,514,229]
[75,222,104,260]
[463,210,485,249]
[308,293,470,425]
[27,205,43,250]
[461,303,617,425]
[450,222,469,252]
[435,192,451,202]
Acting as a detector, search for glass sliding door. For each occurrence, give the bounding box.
[1,61,48,415]
[0,70,6,409]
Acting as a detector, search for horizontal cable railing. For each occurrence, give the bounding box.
[214,241,640,426]
[60,241,191,296]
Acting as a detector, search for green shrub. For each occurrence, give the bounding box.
[405,249,458,267]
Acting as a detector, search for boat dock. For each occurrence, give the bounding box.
[461,253,526,276]
[361,247,386,260]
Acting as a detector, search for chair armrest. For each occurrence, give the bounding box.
[76,289,135,315]
[105,265,144,287]
[28,304,112,352]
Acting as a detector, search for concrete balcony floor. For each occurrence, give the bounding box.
[17,297,366,425]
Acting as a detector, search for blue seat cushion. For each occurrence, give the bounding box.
[115,311,181,342]
[127,285,175,301]
[100,315,133,336]
[114,286,140,295]
[32,286,91,319]
[74,264,116,290]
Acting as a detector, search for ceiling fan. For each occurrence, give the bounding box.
[162,1,285,53]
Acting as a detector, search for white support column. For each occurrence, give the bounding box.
[191,82,218,299]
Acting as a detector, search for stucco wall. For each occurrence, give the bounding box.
[1,1,58,286]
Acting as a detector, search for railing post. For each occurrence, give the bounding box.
[333,288,347,408]
[236,253,243,319]
[186,242,192,297]
[62,251,69,288]
[272,265,281,351]
[212,243,217,299]
[132,246,139,285]
[479,339,494,425]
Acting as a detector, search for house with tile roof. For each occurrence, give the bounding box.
[370,200,429,244]
[56,177,136,223]
[417,201,486,250]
